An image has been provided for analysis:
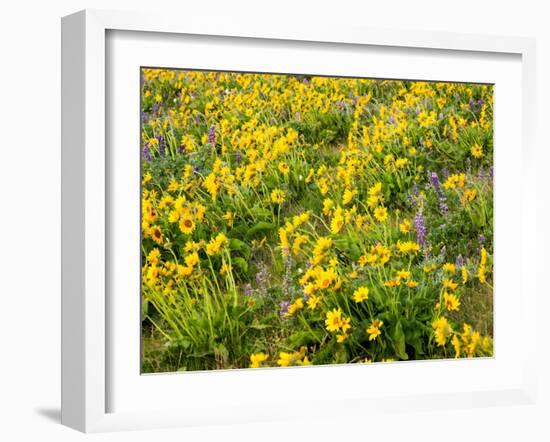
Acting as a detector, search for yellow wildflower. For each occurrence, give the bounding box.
[325,308,344,332]
[250,352,269,368]
[352,286,369,303]
[374,206,388,222]
[471,143,483,158]
[205,233,228,256]
[307,294,322,310]
[442,262,456,274]
[367,320,383,341]
[278,162,290,174]
[443,292,461,311]
[223,211,235,226]
[270,188,286,204]
[179,217,195,235]
[432,317,452,346]
[342,188,357,205]
[396,240,420,254]
[399,219,411,233]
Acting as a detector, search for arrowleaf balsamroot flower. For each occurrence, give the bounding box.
[271,188,286,204]
[250,353,269,368]
[352,286,369,303]
[471,143,484,158]
[367,320,383,341]
[374,206,388,222]
[443,292,461,311]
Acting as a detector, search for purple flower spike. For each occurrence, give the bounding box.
[208,126,216,144]
[429,171,449,215]
[279,300,290,319]
[414,211,427,248]
[412,182,420,197]
[157,135,165,157]
[243,283,254,297]
[429,171,441,189]
[142,145,152,162]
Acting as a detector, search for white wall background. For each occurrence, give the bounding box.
[0,1,547,441]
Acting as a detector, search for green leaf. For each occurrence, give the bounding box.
[232,257,249,273]
[249,321,271,330]
[229,238,246,251]
[288,330,323,348]
[141,299,149,321]
[392,320,408,360]
[245,221,276,239]
[249,207,273,219]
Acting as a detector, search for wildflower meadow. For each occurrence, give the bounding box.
[140,68,493,372]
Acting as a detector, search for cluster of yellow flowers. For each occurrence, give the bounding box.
[140,68,494,372]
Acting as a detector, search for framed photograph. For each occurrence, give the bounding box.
[61,9,537,432]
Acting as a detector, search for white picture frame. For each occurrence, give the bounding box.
[61,9,537,433]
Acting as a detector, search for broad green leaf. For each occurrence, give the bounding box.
[245,221,276,239]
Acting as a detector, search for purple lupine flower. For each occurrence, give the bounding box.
[489,167,494,181]
[335,100,348,112]
[414,211,427,248]
[429,171,441,189]
[415,107,421,115]
[295,111,301,121]
[390,114,397,125]
[178,144,185,155]
[429,171,449,215]
[478,234,486,246]
[455,255,464,268]
[479,166,485,179]
[142,145,152,162]
[282,255,294,299]
[235,151,242,163]
[254,261,271,297]
[157,135,165,157]
[208,126,216,144]
[279,300,290,319]
[412,182,420,197]
[243,283,254,297]
[469,98,475,111]
[439,199,449,214]
[255,264,269,287]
